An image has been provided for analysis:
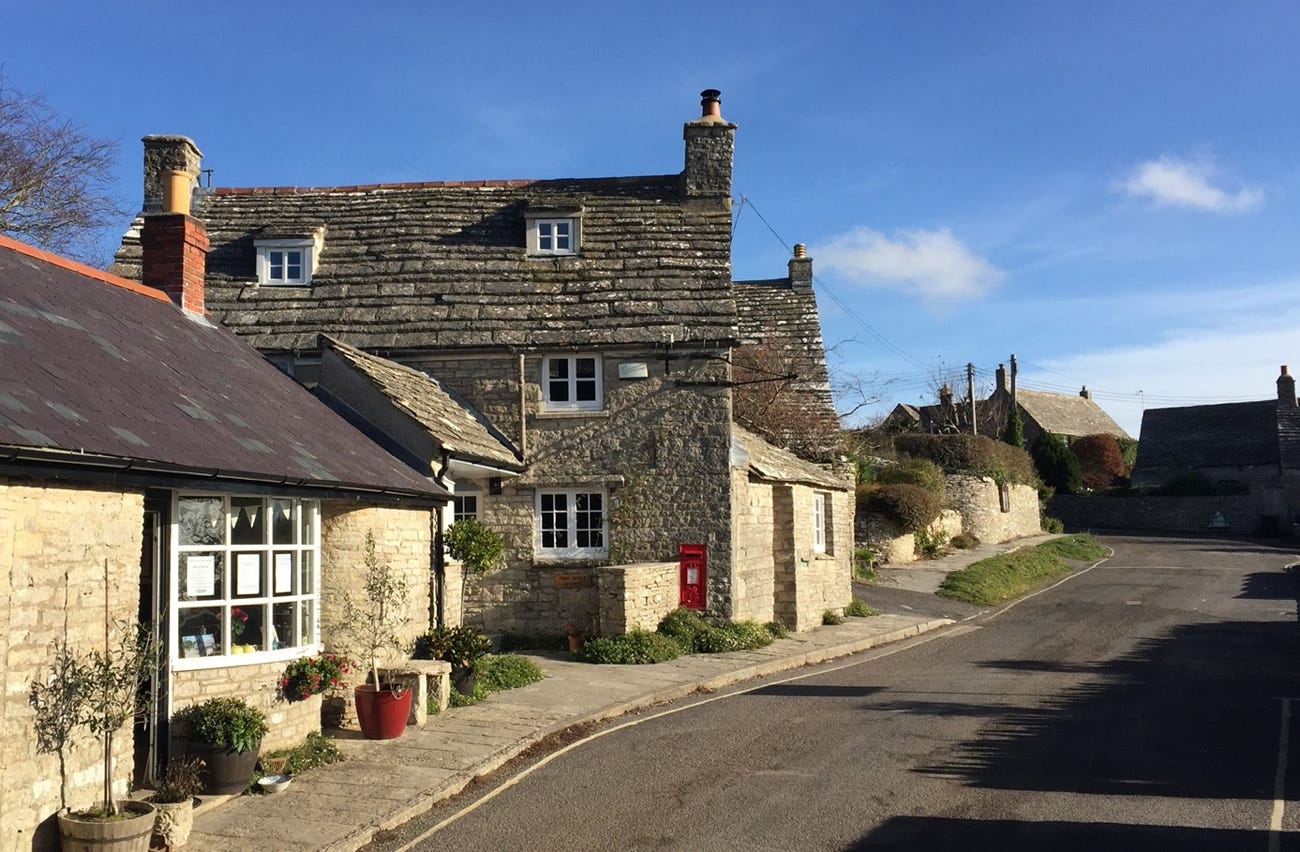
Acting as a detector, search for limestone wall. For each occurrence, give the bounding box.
[730,470,777,624]
[170,663,321,753]
[596,562,679,634]
[945,476,1041,543]
[0,480,145,852]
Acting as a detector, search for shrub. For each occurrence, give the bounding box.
[893,433,1036,486]
[173,697,268,753]
[845,599,877,617]
[658,608,708,646]
[412,625,493,674]
[1031,432,1082,495]
[1156,470,1247,497]
[1042,515,1065,533]
[280,653,353,702]
[876,458,945,494]
[1117,436,1139,472]
[578,630,682,664]
[658,609,775,653]
[151,756,205,804]
[950,531,980,550]
[444,518,505,574]
[498,632,569,653]
[915,526,949,557]
[1002,407,1025,448]
[764,621,789,640]
[863,483,943,533]
[263,731,343,776]
[1071,433,1127,488]
[822,609,845,626]
[478,654,544,691]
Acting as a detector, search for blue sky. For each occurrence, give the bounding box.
[5,1,1298,436]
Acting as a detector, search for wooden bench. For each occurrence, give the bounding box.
[380,659,452,727]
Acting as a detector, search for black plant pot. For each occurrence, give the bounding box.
[188,740,261,795]
[452,668,476,696]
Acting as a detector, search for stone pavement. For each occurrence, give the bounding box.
[180,534,1056,852]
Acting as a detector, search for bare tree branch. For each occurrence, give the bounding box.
[0,70,124,264]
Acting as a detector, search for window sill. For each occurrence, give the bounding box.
[536,409,609,420]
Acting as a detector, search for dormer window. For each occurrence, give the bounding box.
[526,207,582,257]
[255,229,324,286]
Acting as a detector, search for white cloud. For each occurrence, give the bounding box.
[1118,155,1262,213]
[812,226,1004,303]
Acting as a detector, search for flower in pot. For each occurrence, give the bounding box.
[149,756,204,849]
[330,530,414,739]
[280,652,354,703]
[29,617,160,851]
[412,625,491,696]
[173,697,268,795]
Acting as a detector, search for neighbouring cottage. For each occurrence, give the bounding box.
[0,226,446,849]
[111,90,854,637]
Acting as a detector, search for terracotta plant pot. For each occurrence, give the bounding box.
[57,801,156,852]
[188,741,261,795]
[354,684,412,739]
[150,798,195,848]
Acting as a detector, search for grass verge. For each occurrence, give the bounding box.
[1037,534,1108,561]
[937,534,1104,606]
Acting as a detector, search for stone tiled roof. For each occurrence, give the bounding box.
[0,235,446,500]
[112,175,735,353]
[734,276,836,416]
[1134,400,1282,471]
[731,425,848,490]
[319,336,522,470]
[1013,388,1129,439]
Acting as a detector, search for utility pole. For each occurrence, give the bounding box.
[1009,354,1018,413]
[967,363,977,436]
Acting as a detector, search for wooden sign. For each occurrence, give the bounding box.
[553,574,592,589]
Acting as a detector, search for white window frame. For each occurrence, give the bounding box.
[453,494,479,522]
[536,488,607,559]
[812,492,828,553]
[171,493,321,670]
[542,354,603,412]
[527,216,580,256]
[255,238,314,286]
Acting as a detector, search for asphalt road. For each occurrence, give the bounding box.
[369,535,1300,851]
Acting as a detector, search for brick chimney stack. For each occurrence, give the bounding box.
[1279,365,1297,408]
[995,364,1008,393]
[683,88,737,206]
[141,160,208,315]
[789,243,813,290]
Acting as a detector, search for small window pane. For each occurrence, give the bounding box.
[272,551,296,596]
[180,552,223,601]
[576,379,597,402]
[272,602,295,649]
[575,358,596,378]
[286,251,302,279]
[300,600,316,645]
[178,497,225,546]
[271,499,294,543]
[300,550,315,595]
[230,603,262,650]
[178,606,222,657]
[232,552,263,598]
[231,497,265,545]
[270,251,284,279]
[301,504,316,544]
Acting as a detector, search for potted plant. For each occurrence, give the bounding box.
[444,518,505,574]
[413,625,492,696]
[173,697,268,795]
[29,615,159,852]
[280,652,354,703]
[332,531,414,739]
[149,756,204,849]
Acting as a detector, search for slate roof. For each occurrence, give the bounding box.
[0,235,447,501]
[1134,400,1282,471]
[731,425,848,490]
[111,176,735,354]
[1015,388,1129,439]
[318,336,522,470]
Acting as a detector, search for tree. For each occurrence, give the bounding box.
[1002,406,1024,448]
[732,341,842,461]
[1071,433,1127,488]
[1031,431,1082,495]
[0,71,123,263]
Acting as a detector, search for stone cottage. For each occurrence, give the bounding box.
[111,90,854,637]
[0,230,446,849]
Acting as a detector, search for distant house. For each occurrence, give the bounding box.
[1131,366,1300,518]
[883,364,1128,447]
[0,229,446,848]
[111,90,853,637]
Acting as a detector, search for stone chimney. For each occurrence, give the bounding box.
[1080,386,1091,400]
[142,135,202,214]
[789,243,813,290]
[683,89,737,205]
[939,384,953,407]
[141,165,208,315]
[1279,365,1297,408]
[995,364,1008,393]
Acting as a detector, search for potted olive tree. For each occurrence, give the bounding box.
[173,697,268,795]
[332,531,413,739]
[30,616,159,852]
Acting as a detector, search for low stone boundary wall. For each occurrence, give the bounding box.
[596,561,679,634]
[1048,493,1264,534]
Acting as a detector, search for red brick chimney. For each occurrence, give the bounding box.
[141,169,207,315]
[1279,365,1297,409]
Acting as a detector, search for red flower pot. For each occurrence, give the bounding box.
[354,684,412,739]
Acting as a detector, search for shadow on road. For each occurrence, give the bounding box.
[848,816,1273,851]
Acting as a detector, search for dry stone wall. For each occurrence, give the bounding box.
[0,480,145,852]
[596,562,679,634]
[945,476,1040,543]
[1048,493,1262,534]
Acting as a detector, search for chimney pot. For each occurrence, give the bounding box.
[700,89,722,118]
[793,243,806,258]
[163,170,191,215]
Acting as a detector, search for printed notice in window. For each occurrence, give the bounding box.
[186,555,215,597]
[274,553,293,594]
[236,553,261,595]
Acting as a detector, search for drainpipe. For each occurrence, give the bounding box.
[518,353,528,458]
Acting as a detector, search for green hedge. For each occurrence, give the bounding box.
[893,433,1036,486]
[863,483,942,533]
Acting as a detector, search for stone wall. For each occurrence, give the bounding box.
[774,482,853,632]
[0,480,145,852]
[1048,493,1264,534]
[170,663,321,753]
[731,470,777,624]
[945,476,1041,543]
[320,504,433,669]
[596,562,679,634]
